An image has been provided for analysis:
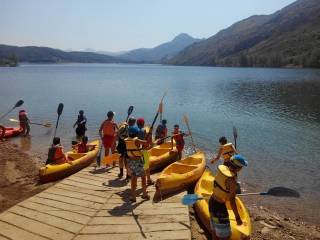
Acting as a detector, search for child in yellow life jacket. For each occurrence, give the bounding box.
[209,155,248,240]
[125,126,150,202]
[211,136,238,166]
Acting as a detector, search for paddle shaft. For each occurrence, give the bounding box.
[233,127,238,149]
[9,118,50,127]
[183,116,196,152]
[0,100,24,121]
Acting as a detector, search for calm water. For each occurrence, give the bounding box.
[1,64,320,223]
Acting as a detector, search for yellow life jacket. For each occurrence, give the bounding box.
[125,137,143,159]
[213,165,235,202]
[222,143,235,161]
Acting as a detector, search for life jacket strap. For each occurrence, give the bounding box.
[214,180,230,193]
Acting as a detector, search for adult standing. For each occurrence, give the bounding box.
[73,110,87,140]
[99,111,118,157]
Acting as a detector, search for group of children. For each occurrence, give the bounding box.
[97,111,190,202]
[44,109,247,240]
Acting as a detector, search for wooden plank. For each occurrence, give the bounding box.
[0,213,75,240]
[0,221,48,240]
[9,206,83,234]
[18,201,91,224]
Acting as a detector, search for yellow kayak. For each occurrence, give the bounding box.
[39,140,100,183]
[156,151,206,195]
[148,141,179,171]
[194,169,251,239]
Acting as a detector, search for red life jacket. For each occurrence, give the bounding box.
[173,130,185,146]
[77,142,88,153]
[102,120,116,136]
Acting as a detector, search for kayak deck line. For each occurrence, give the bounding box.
[0,165,191,240]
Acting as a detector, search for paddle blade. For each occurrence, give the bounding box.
[159,102,163,114]
[127,106,134,116]
[57,103,64,116]
[233,126,238,139]
[43,122,52,128]
[14,100,24,108]
[9,118,19,123]
[181,194,204,205]
[183,115,189,125]
[103,153,121,165]
[267,187,300,198]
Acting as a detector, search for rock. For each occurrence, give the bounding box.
[284,217,290,221]
[254,216,264,221]
[197,228,204,234]
[288,236,295,239]
[260,220,278,229]
[261,227,272,234]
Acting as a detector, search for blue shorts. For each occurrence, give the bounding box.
[209,197,231,238]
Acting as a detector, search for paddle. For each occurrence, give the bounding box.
[233,126,238,149]
[0,99,24,121]
[159,91,167,122]
[125,106,134,122]
[183,115,196,152]
[9,118,52,128]
[53,103,64,139]
[181,187,300,206]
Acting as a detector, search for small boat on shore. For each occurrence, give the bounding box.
[0,126,23,138]
[148,141,179,171]
[39,140,100,183]
[156,151,206,195]
[194,168,251,239]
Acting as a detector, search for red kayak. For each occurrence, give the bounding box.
[0,126,24,138]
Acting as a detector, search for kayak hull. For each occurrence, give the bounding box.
[0,126,23,138]
[194,169,251,239]
[148,142,179,171]
[156,151,206,195]
[39,140,100,183]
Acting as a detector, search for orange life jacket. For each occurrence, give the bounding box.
[77,142,88,153]
[48,146,66,164]
[102,120,115,136]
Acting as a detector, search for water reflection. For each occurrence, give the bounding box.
[19,135,31,151]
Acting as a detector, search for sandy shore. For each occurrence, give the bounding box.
[0,141,319,239]
[0,140,53,213]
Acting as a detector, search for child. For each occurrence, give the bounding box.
[77,136,95,153]
[47,137,72,165]
[171,124,189,160]
[18,110,30,136]
[155,119,167,145]
[211,136,238,166]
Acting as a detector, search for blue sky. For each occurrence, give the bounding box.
[1,0,296,52]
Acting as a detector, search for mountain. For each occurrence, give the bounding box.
[167,0,320,68]
[0,45,130,64]
[119,33,203,63]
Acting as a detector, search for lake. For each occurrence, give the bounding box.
[0,63,319,223]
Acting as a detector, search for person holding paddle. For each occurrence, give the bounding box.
[99,111,118,158]
[155,119,168,145]
[209,154,247,240]
[18,110,30,136]
[171,124,189,160]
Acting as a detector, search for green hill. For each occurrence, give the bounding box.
[167,0,320,68]
[0,45,130,64]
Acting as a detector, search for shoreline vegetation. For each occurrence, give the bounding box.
[0,141,319,239]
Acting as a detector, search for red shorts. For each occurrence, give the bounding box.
[103,135,115,148]
[176,144,184,153]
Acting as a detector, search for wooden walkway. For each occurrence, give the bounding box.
[0,166,191,240]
